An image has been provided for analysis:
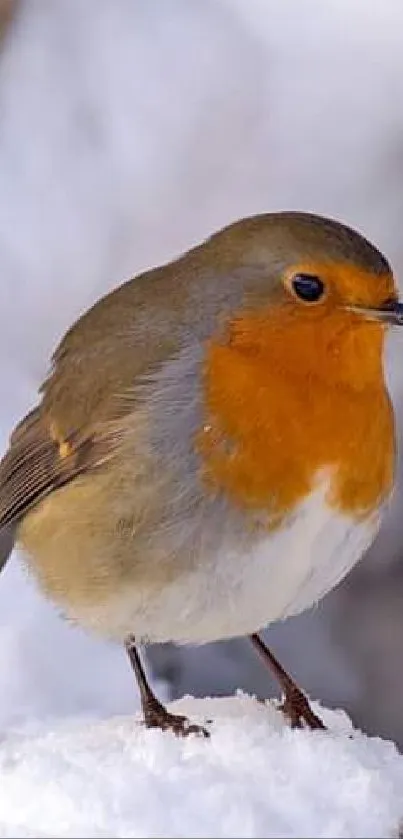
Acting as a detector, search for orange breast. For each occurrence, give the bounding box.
[196,304,395,525]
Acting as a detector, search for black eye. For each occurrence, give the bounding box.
[291,274,325,303]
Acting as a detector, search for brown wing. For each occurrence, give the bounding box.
[0,406,113,531]
[0,261,184,542]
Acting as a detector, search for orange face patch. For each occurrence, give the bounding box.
[196,264,396,525]
[283,261,396,310]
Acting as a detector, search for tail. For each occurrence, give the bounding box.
[0,523,16,572]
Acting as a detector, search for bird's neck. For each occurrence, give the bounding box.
[196,309,395,524]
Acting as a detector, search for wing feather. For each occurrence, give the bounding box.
[0,408,110,530]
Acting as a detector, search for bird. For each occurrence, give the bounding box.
[0,210,401,737]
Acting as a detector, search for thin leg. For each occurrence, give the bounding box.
[249,633,325,730]
[125,638,209,738]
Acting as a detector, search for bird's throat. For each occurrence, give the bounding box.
[196,310,395,524]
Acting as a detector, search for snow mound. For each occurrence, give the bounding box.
[0,694,401,838]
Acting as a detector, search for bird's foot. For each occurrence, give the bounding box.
[248,634,325,731]
[126,640,210,738]
[278,685,326,731]
[142,694,209,738]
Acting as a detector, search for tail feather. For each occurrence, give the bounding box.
[0,523,16,572]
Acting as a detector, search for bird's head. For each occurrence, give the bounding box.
[199,212,400,390]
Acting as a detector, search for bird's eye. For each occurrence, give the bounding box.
[291,274,325,303]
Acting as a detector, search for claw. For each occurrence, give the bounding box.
[144,706,210,738]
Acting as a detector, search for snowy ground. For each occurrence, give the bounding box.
[0,695,401,839]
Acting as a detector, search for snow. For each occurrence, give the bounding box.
[0,695,401,839]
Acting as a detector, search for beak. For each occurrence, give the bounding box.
[348,298,403,326]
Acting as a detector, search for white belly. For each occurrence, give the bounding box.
[74,480,382,644]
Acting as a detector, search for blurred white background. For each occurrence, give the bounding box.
[0,0,402,743]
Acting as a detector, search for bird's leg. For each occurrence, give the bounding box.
[125,638,209,738]
[249,633,326,730]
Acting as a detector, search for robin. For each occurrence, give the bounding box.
[0,211,400,737]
